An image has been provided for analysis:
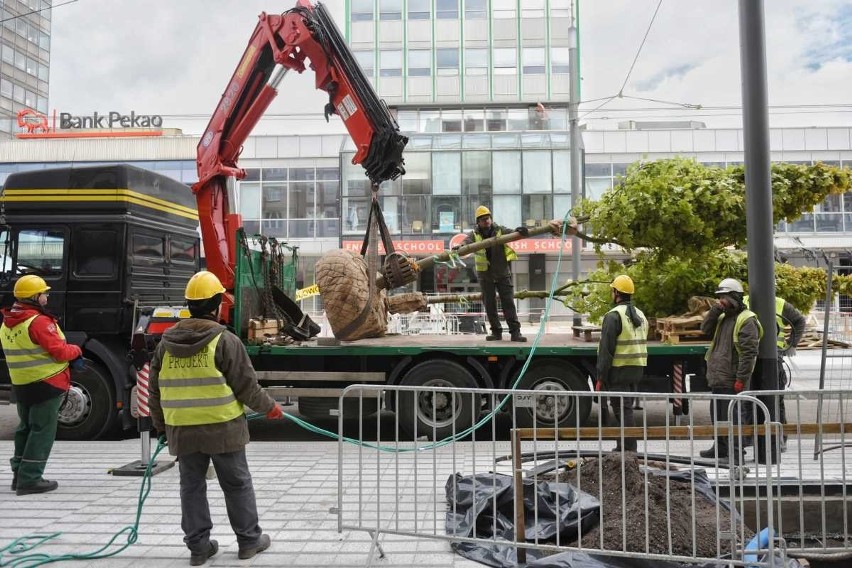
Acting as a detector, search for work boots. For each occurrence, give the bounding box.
[189,540,218,566]
[510,333,527,343]
[16,478,58,496]
[238,534,271,560]
[485,333,502,341]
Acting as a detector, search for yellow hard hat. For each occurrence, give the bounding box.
[475,205,491,220]
[185,271,226,301]
[610,274,635,295]
[14,274,50,300]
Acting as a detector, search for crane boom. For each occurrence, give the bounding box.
[192,0,407,321]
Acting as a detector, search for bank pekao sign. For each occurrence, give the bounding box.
[15,107,165,139]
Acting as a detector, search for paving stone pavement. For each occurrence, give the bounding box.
[0,440,485,567]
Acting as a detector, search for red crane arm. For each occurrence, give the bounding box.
[192,1,407,321]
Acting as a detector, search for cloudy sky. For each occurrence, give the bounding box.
[46,0,852,135]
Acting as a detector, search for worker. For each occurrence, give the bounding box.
[148,270,283,566]
[699,278,763,463]
[743,293,806,450]
[1,274,83,496]
[453,206,545,342]
[596,275,648,452]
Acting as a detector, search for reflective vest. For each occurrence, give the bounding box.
[158,333,244,427]
[743,296,788,349]
[473,229,518,272]
[705,309,764,362]
[0,315,68,386]
[599,304,649,367]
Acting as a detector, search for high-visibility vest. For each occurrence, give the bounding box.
[599,304,649,367]
[743,296,788,349]
[705,309,765,365]
[158,333,244,427]
[473,229,517,271]
[0,315,69,386]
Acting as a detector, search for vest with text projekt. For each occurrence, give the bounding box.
[599,304,649,367]
[0,315,68,385]
[158,333,244,426]
[473,229,518,272]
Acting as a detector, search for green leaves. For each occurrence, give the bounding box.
[572,158,852,319]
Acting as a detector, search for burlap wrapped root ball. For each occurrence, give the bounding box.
[387,292,428,314]
[315,249,389,340]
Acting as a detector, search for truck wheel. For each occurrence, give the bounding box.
[513,363,591,428]
[298,396,380,420]
[57,360,117,441]
[396,360,480,440]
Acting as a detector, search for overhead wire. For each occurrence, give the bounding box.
[0,0,77,23]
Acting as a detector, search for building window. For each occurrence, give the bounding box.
[522,47,546,74]
[353,50,375,76]
[380,50,402,77]
[408,0,431,19]
[492,0,517,19]
[408,50,432,77]
[436,0,459,19]
[379,0,401,20]
[441,110,463,132]
[493,151,521,194]
[523,151,552,194]
[12,83,24,104]
[1,44,13,65]
[464,0,486,19]
[550,0,572,18]
[432,152,462,196]
[351,0,374,21]
[463,109,485,132]
[436,48,459,76]
[465,48,488,76]
[0,78,11,99]
[396,110,418,132]
[493,48,517,75]
[521,0,546,18]
[552,48,570,74]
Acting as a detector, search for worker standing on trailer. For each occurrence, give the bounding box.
[148,270,283,566]
[1,275,83,496]
[596,275,649,452]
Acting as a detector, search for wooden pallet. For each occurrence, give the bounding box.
[660,329,709,345]
[572,325,601,342]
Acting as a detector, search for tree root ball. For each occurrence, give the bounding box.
[315,250,388,340]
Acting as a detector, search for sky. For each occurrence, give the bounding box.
[45,0,852,136]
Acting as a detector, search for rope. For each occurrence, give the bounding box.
[0,439,168,568]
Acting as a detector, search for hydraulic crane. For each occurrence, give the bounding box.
[192,0,408,323]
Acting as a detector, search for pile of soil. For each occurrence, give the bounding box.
[553,453,752,558]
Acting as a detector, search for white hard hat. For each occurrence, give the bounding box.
[715,278,744,295]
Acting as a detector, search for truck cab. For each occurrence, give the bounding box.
[0,164,200,439]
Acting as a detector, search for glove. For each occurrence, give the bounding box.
[595,379,604,392]
[782,347,796,358]
[733,380,745,394]
[515,226,530,237]
[451,245,461,252]
[70,357,85,371]
[266,404,284,420]
[151,428,167,444]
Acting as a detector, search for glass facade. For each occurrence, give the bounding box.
[0,0,51,138]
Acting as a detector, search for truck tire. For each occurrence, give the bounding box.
[396,360,480,440]
[512,362,592,428]
[298,396,380,420]
[57,359,117,441]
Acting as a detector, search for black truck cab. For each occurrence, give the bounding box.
[0,164,200,439]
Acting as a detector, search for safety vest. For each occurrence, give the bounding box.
[599,304,649,367]
[158,333,244,427]
[743,296,788,350]
[705,309,765,362]
[473,229,518,272]
[0,315,69,386]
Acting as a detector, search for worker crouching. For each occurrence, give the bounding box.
[148,270,284,566]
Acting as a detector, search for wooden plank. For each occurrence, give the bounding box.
[516,423,852,441]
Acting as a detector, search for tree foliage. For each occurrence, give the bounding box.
[568,158,852,321]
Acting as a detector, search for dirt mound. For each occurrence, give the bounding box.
[556,453,751,557]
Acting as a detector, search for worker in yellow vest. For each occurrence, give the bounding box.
[0,275,83,496]
[596,275,648,452]
[454,206,526,341]
[148,271,283,566]
[699,278,763,464]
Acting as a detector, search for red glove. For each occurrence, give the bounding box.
[595,380,603,392]
[733,380,745,393]
[266,404,283,420]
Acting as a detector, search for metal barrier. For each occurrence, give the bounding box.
[336,385,852,567]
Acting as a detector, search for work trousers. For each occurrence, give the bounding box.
[608,383,638,451]
[478,271,520,335]
[11,395,62,486]
[709,386,747,456]
[178,449,263,554]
